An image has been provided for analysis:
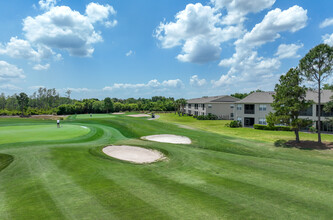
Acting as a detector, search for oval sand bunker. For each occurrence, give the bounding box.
[141,134,191,144]
[102,145,164,164]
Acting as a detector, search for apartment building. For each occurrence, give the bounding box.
[234,90,333,131]
[184,95,240,119]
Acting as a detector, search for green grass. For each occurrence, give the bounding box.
[158,113,333,143]
[72,114,115,119]
[0,124,90,144]
[0,114,332,219]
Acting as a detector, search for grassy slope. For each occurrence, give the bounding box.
[0,115,332,219]
[158,113,333,143]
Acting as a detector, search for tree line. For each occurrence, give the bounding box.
[0,88,187,116]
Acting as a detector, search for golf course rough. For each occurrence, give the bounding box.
[0,114,333,219]
[141,134,192,144]
[102,145,165,164]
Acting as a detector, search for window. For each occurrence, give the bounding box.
[188,110,191,114]
[194,111,198,116]
[230,113,234,118]
[202,104,205,110]
[244,104,255,114]
[259,104,267,111]
[202,112,205,115]
[208,104,212,108]
[259,118,267,125]
[194,104,198,110]
[230,104,234,109]
[188,104,192,108]
[237,117,242,122]
[237,104,242,110]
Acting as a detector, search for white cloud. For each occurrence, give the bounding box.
[33,63,50,70]
[236,6,307,49]
[0,61,25,82]
[126,50,134,56]
[211,0,276,25]
[190,75,207,87]
[155,3,243,63]
[103,79,184,91]
[39,0,57,10]
[0,37,53,62]
[0,84,22,91]
[214,6,307,88]
[275,43,303,59]
[320,18,333,28]
[22,3,117,57]
[85,2,117,26]
[66,88,90,93]
[323,33,333,46]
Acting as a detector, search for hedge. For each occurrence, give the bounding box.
[253,124,292,131]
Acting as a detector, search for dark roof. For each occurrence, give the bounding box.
[187,95,240,104]
[236,90,333,104]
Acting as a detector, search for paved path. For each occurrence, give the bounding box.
[148,115,160,120]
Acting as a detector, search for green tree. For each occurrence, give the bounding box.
[104,97,114,113]
[272,68,312,143]
[16,92,29,116]
[299,43,333,143]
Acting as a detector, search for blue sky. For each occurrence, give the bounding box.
[0,0,333,99]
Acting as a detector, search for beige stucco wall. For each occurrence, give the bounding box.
[184,102,235,119]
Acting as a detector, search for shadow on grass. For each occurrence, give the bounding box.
[274,140,333,150]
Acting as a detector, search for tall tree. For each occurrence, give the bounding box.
[272,68,312,143]
[16,92,29,116]
[104,97,114,113]
[299,44,333,143]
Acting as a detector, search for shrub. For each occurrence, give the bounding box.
[254,124,291,131]
[196,113,218,120]
[225,120,242,128]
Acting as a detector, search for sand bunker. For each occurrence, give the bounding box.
[127,114,150,117]
[112,112,125,115]
[102,145,165,164]
[141,134,192,144]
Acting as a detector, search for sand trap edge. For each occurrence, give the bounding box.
[102,145,166,164]
[141,134,192,144]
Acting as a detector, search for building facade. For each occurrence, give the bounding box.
[234,91,333,131]
[184,95,240,120]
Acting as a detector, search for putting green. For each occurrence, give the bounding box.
[0,124,90,145]
[75,114,115,119]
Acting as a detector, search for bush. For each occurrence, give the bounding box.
[254,124,291,131]
[225,120,242,128]
[196,113,218,120]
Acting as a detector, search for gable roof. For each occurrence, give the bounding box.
[237,90,333,104]
[187,95,240,104]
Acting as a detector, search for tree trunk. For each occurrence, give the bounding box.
[294,129,300,143]
[318,81,322,143]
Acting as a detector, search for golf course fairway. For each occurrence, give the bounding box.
[0,114,332,219]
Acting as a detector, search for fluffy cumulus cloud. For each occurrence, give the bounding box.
[190,75,207,87]
[320,18,333,28]
[214,5,307,87]
[155,3,243,63]
[275,43,303,59]
[126,50,134,56]
[0,1,117,70]
[323,33,333,46]
[236,6,307,49]
[0,37,54,62]
[0,61,25,82]
[39,0,57,10]
[86,2,117,26]
[103,79,184,91]
[211,0,276,25]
